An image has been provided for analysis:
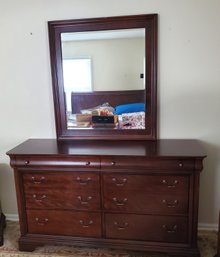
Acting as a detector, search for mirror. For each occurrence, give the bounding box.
[48,14,157,140]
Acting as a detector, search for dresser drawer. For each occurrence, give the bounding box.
[24,173,100,210]
[101,157,194,171]
[14,156,100,168]
[105,213,188,243]
[23,173,99,190]
[25,190,100,210]
[27,210,101,237]
[103,174,189,214]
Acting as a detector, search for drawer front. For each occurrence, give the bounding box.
[25,190,100,210]
[24,173,99,190]
[103,175,189,214]
[24,173,100,210]
[14,156,100,168]
[101,157,194,171]
[105,213,188,243]
[27,210,101,237]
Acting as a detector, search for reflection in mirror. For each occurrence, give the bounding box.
[61,29,146,130]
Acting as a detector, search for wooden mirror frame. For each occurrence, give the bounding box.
[48,14,157,140]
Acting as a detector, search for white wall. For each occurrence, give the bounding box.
[0,0,220,227]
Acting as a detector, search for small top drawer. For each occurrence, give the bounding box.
[12,156,100,169]
[101,157,194,171]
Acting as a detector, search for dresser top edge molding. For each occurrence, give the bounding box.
[6,139,206,158]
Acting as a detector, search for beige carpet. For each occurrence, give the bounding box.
[0,221,218,257]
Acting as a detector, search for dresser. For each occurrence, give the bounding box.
[7,139,206,256]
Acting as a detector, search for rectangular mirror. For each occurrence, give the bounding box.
[48,14,157,140]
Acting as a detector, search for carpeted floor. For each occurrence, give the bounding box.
[0,221,218,257]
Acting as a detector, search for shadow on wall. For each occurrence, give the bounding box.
[0,163,17,214]
[199,140,220,224]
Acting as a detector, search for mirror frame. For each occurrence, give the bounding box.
[48,14,157,140]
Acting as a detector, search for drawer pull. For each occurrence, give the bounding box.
[32,194,47,202]
[35,217,48,226]
[162,179,179,188]
[162,199,179,208]
[114,221,129,230]
[178,162,183,167]
[85,161,90,166]
[77,196,92,205]
[162,224,177,233]
[31,176,45,184]
[111,161,116,166]
[113,197,128,206]
[76,176,91,185]
[112,177,127,186]
[79,220,93,228]
[24,160,30,165]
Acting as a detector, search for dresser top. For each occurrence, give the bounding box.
[7,139,206,158]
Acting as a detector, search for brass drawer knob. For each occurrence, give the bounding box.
[111,161,116,166]
[178,162,183,167]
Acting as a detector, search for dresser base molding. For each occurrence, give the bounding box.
[19,234,200,257]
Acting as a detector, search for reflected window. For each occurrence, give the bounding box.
[63,58,92,112]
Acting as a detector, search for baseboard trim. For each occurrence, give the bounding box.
[5,214,19,221]
[4,214,218,231]
[198,222,218,231]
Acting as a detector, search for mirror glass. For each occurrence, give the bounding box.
[48,14,157,140]
[61,28,145,130]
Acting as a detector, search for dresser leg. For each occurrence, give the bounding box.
[18,239,44,252]
[19,242,37,252]
[0,213,6,246]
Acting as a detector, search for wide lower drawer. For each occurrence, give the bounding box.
[103,174,189,214]
[27,210,101,237]
[105,213,188,243]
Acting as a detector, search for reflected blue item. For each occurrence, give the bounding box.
[114,103,145,115]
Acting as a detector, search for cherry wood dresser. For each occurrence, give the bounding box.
[7,139,206,257]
